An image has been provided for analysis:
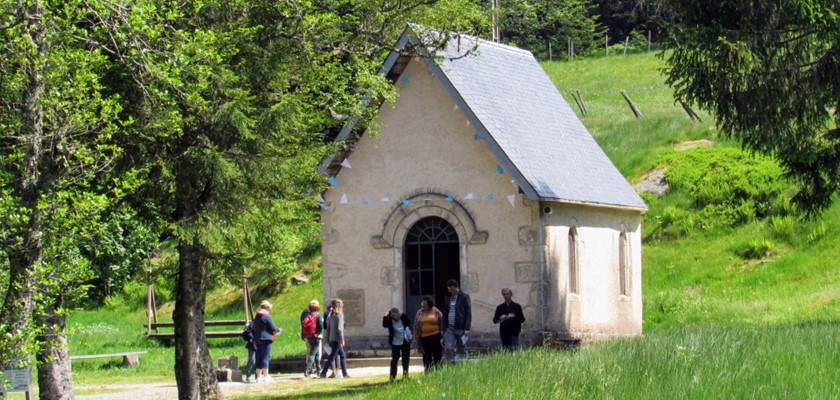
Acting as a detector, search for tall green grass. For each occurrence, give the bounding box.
[239,324,839,400]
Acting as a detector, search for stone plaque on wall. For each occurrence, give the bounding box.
[337,289,365,326]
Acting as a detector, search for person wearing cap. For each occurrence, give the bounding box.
[253,300,281,382]
[442,279,471,362]
[382,306,412,380]
[300,299,321,376]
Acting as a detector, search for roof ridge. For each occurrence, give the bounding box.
[425,28,534,58]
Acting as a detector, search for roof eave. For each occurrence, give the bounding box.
[541,197,649,213]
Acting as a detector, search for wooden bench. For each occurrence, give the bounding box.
[145,320,247,340]
[70,351,148,367]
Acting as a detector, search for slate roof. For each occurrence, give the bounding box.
[324,29,647,212]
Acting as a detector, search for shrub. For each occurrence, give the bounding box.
[646,147,792,239]
[807,223,828,243]
[733,239,774,260]
[768,215,798,244]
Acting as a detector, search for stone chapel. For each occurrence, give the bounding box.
[318,28,648,353]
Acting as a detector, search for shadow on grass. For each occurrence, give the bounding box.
[792,319,840,329]
[246,380,392,400]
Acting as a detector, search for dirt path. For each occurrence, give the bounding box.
[75,365,417,400]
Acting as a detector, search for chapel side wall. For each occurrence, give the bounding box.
[320,57,541,350]
[543,202,643,338]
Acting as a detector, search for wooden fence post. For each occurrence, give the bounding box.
[620,90,644,119]
[648,31,652,52]
[575,90,588,117]
[679,100,703,122]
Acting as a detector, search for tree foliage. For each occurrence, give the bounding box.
[0,0,135,360]
[95,0,488,398]
[661,0,840,213]
[495,0,605,59]
[0,0,487,397]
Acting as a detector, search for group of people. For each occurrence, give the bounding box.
[241,279,526,382]
[383,280,526,380]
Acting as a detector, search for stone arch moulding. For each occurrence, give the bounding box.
[371,192,488,249]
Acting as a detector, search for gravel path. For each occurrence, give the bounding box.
[75,365,418,400]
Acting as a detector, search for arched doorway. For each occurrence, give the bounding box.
[404,217,460,319]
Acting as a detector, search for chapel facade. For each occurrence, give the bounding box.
[319,28,647,353]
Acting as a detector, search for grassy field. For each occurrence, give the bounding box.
[230,323,840,400]
[58,51,840,398]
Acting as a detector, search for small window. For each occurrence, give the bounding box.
[568,227,579,294]
[618,231,630,296]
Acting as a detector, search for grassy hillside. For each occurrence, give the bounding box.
[542,52,840,330]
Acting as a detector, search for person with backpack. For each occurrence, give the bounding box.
[302,303,323,377]
[242,320,257,382]
[300,299,320,375]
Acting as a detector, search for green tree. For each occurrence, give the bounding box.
[108,1,487,398]
[495,0,604,59]
[661,0,840,213]
[0,0,145,398]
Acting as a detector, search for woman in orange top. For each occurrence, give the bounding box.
[412,296,444,371]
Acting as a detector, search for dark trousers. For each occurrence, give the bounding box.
[390,342,410,379]
[419,333,443,370]
[501,332,520,351]
[320,341,348,377]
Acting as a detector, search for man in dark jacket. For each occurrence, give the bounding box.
[493,288,525,351]
[442,279,471,362]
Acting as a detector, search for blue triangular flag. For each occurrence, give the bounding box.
[361,200,372,206]
[401,75,410,84]
[328,176,338,187]
[402,199,414,207]
[320,203,331,210]
[487,193,495,201]
[445,194,454,202]
[474,132,481,141]
[496,165,504,174]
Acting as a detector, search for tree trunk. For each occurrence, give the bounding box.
[0,0,47,369]
[173,238,223,400]
[37,304,74,400]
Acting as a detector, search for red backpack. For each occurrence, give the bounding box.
[302,312,318,338]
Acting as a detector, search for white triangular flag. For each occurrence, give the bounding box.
[507,195,516,207]
[380,197,390,202]
[340,194,348,204]
[315,194,325,203]
[341,159,352,169]
[464,193,474,200]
